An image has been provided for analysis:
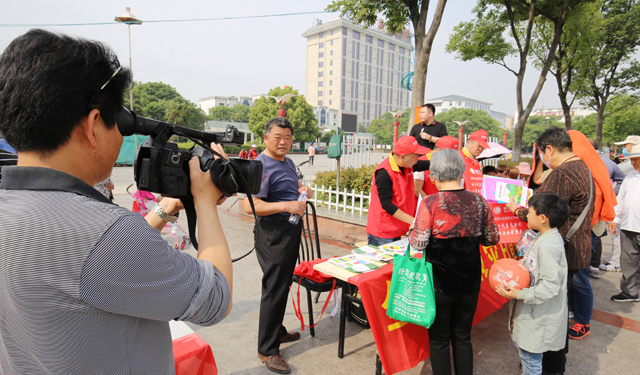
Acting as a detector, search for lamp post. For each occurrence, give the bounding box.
[454,121,469,151]
[388,110,407,148]
[115,7,142,111]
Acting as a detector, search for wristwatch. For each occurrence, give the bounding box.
[153,204,179,223]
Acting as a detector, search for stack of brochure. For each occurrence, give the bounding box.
[351,245,397,262]
[328,254,381,273]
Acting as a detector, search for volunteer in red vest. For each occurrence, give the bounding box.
[248,144,259,160]
[415,136,459,198]
[461,129,490,194]
[367,136,430,246]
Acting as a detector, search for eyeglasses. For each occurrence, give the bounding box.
[86,66,122,114]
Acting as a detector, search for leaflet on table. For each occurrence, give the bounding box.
[380,239,413,254]
[351,245,396,262]
[481,175,533,207]
[328,254,381,273]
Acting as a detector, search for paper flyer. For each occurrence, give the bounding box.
[328,254,381,273]
[482,175,532,207]
[352,246,396,262]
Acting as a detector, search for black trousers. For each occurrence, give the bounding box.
[428,292,479,375]
[255,217,303,356]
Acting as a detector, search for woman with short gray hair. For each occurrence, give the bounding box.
[409,148,500,375]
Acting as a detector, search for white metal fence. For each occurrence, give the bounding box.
[332,133,375,170]
[309,184,370,215]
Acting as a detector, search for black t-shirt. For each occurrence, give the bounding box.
[409,121,448,150]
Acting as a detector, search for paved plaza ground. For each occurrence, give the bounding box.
[111,155,639,375]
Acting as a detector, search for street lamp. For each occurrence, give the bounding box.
[115,7,142,110]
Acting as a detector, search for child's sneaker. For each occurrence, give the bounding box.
[569,322,590,339]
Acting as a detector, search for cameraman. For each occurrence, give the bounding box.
[0,30,232,374]
[244,117,313,374]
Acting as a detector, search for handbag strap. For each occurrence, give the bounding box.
[565,169,593,243]
[404,242,425,263]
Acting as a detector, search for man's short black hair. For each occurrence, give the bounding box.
[265,117,294,135]
[528,192,570,229]
[0,29,132,154]
[421,103,436,115]
[483,165,497,175]
[536,127,572,154]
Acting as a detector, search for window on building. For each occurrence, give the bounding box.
[378,39,384,47]
[319,71,323,77]
[330,80,333,85]
[320,109,326,125]
[331,29,334,35]
[330,70,333,75]
[368,83,371,100]
[351,61,354,79]
[318,91,323,96]
[356,62,359,78]
[330,60,333,66]
[341,99,345,110]
[366,35,373,44]
[353,31,360,40]
[357,42,360,59]
[318,81,324,87]
[329,100,332,105]
[329,90,332,95]
[319,62,324,68]
[352,41,356,59]
[355,83,359,98]
[389,43,395,52]
[342,58,346,77]
[319,32,324,39]
[319,52,324,58]
[330,40,334,45]
[319,42,324,48]
[342,79,345,96]
[369,46,373,63]
[342,27,347,36]
[318,100,323,106]
[350,100,353,111]
[330,50,333,56]
[355,101,358,111]
[388,52,391,68]
[399,47,405,55]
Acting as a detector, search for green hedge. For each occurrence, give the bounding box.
[313,164,377,195]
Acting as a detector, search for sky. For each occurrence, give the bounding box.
[0,0,577,117]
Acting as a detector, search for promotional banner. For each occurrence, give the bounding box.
[490,202,530,244]
[349,242,518,375]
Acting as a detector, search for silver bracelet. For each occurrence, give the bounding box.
[153,204,179,223]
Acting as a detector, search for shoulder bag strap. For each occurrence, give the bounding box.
[565,169,593,243]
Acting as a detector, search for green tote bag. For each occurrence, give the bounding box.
[386,245,436,328]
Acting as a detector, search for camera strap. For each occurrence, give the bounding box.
[183,159,259,263]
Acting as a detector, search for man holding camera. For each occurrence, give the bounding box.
[0,30,233,374]
[244,117,313,374]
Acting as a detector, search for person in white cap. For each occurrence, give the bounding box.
[609,143,640,302]
[248,143,259,160]
[614,135,640,175]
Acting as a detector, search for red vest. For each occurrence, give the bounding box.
[461,148,484,194]
[422,170,439,196]
[367,155,418,239]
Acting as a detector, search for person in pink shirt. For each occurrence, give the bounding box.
[308,144,315,166]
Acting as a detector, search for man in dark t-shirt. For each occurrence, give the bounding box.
[409,103,448,150]
[243,117,313,375]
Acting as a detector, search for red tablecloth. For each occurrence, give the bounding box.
[349,202,523,375]
[173,333,218,375]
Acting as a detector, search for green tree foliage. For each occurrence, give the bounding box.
[248,86,319,143]
[574,0,640,148]
[573,95,640,147]
[320,130,336,144]
[520,116,564,152]
[208,104,250,123]
[326,0,448,130]
[367,110,411,145]
[123,81,206,130]
[433,108,504,140]
[446,0,585,160]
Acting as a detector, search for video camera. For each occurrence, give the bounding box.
[116,106,262,199]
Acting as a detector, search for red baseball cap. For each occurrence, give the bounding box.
[435,135,459,150]
[469,129,490,149]
[394,136,430,155]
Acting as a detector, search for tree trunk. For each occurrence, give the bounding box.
[407,0,447,133]
[596,101,605,150]
[557,72,573,129]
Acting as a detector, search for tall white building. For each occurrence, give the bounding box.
[302,18,412,130]
[427,94,509,129]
